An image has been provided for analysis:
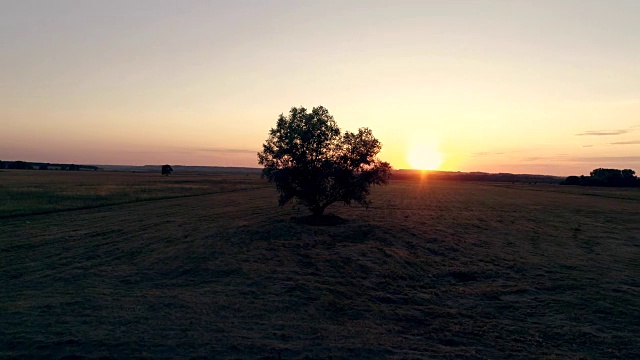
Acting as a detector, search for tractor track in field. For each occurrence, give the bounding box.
[0,185,270,221]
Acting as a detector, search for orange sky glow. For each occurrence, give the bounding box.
[2,1,639,176]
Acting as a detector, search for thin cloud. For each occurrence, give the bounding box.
[568,155,640,163]
[582,145,594,147]
[196,147,257,154]
[518,155,640,165]
[521,155,568,162]
[610,140,640,145]
[472,151,504,157]
[575,129,629,136]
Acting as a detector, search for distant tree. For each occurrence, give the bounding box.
[561,175,580,185]
[621,168,635,178]
[161,164,173,176]
[258,106,391,217]
[13,161,30,170]
[621,169,638,186]
[561,168,639,187]
[590,168,623,186]
[578,175,595,186]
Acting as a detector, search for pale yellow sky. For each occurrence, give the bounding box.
[2,0,639,175]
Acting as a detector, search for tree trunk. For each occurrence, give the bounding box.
[311,203,330,217]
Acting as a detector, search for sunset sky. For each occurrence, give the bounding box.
[2,0,639,176]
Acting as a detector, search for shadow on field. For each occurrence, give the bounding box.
[290,214,348,226]
[1,181,639,359]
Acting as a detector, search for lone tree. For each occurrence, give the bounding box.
[258,106,391,217]
[161,164,173,176]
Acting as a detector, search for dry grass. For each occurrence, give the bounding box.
[495,182,640,201]
[0,170,266,217]
[0,173,639,359]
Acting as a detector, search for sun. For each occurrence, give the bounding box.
[408,144,443,170]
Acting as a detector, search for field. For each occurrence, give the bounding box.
[0,170,266,218]
[1,170,639,359]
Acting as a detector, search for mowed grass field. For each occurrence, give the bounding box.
[1,171,639,359]
[0,170,266,218]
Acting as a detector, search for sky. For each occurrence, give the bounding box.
[2,0,639,176]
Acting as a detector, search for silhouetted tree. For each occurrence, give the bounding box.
[621,169,637,186]
[561,175,580,185]
[12,161,30,170]
[561,168,639,187]
[590,168,623,186]
[161,164,173,176]
[621,168,635,178]
[258,106,391,217]
[579,175,596,186]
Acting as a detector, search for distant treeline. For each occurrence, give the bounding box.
[0,161,99,171]
[98,165,262,174]
[561,168,639,187]
[392,170,562,184]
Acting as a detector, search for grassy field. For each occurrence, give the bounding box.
[0,170,266,218]
[1,171,639,359]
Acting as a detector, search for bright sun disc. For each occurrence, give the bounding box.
[408,145,443,170]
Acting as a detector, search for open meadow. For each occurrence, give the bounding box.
[1,170,639,359]
[0,170,266,218]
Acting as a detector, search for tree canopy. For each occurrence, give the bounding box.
[161,164,173,176]
[561,168,639,187]
[258,106,391,217]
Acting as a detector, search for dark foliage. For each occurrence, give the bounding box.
[12,161,31,170]
[561,168,639,187]
[161,164,174,176]
[560,175,581,185]
[0,161,99,171]
[258,106,391,216]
